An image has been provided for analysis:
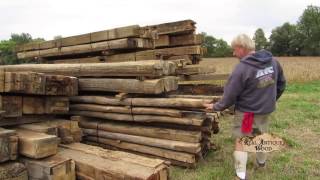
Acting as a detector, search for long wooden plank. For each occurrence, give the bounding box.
[145,20,196,35]
[79,77,177,94]
[70,96,210,109]
[84,136,196,164]
[70,104,196,117]
[58,144,169,180]
[51,57,105,64]
[70,110,204,126]
[14,129,59,159]
[17,38,153,59]
[1,60,176,77]
[74,116,201,143]
[60,143,167,169]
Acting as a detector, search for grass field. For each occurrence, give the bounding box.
[171,57,320,180]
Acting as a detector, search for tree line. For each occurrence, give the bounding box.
[0,5,319,64]
[203,5,320,57]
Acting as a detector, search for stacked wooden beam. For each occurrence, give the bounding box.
[0,71,77,126]
[69,95,219,168]
[15,20,205,64]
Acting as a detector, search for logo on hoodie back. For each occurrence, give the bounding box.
[256,66,275,88]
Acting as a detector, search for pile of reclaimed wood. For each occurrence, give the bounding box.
[16,20,204,65]
[10,19,223,171]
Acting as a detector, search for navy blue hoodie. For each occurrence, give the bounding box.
[214,50,286,114]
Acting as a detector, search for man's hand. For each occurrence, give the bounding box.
[203,103,214,111]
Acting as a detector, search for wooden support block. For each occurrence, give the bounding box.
[61,34,91,47]
[14,129,59,159]
[0,128,18,162]
[22,97,45,114]
[20,155,75,180]
[4,72,46,95]
[45,97,69,114]
[1,96,22,117]
[45,75,78,96]
[0,162,28,180]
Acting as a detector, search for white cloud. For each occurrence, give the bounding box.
[0,0,319,43]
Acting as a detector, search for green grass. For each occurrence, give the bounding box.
[170,81,320,180]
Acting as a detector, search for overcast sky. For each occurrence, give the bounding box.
[1,0,319,43]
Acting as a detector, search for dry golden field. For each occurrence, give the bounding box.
[201,57,320,82]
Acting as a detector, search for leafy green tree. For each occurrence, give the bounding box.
[269,22,301,56]
[0,33,35,64]
[297,5,320,55]
[201,32,232,57]
[253,28,268,50]
[10,33,32,45]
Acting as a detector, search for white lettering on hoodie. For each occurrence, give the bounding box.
[256,66,274,78]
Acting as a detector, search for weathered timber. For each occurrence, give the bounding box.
[0,128,18,162]
[74,116,201,143]
[83,129,201,153]
[70,96,210,109]
[60,143,168,169]
[70,104,203,118]
[0,115,54,126]
[1,60,176,77]
[20,155,75,180]
[145,19,196,35]
[18,119,82,144]
[105,52,136,62]
[45,97,69,114]
[79,77,177,94]
[51,57,105,64]
[0,162,28,180]
[84,136,196,164]
[173,84,224,95]
[170,34,203,46]
[4,72,46,95]
[22,97,45,114]
[14,129,59,159]
[0,69,4,92]
[155,35,170,47]
[17,38,153,59]
[58,144,169,180]
[178,73,229,81]
[70,110,204,126]
[45,75,78,96]
[135,45,202,61]
[90,25,144,42]
[167,94,221,101]
[1,96,22,117]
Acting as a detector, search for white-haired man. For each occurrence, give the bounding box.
[204,34,286,180]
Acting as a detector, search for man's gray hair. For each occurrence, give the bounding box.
[231,34,255,51]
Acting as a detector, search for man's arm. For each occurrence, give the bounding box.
[275,60,286,100]
[213,65,246,111]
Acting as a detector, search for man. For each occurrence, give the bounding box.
[204,34,286,180]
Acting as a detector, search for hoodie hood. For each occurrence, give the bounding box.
[240,49,273,68]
